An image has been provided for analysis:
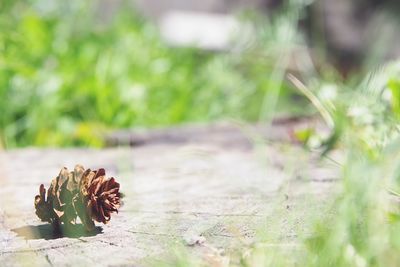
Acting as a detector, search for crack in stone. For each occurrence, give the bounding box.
[45,254,53,266]
[122,210,263,217]
[126,229,244,239]
[126,230,178,238]
[97,240,122,247]
[0,241,83,255]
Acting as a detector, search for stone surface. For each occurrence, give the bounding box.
[0,121,338,266]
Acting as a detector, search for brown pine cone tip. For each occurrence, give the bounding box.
[34,165,121,231]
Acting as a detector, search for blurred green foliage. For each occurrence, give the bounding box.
[301,63,400,267]
[160,61,400,267]
[0,0,304,148]
[388,78,400,119]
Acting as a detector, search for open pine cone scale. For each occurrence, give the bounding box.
[34,165,121,232]
[84,169,121,224]
[34,184,53,223]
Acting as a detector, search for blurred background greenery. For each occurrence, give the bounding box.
[0,0,400,148]
[0,0,307,148]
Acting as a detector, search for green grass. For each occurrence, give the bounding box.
[143,62,400,267]
[298,64,400,267]
[0,0,307,148]
[157,62,400,267]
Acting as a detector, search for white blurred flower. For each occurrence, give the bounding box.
[318,84,338,101]
[344,244,367,267]
[382,88,392,103]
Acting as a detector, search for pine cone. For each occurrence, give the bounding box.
[34,165,121,232]
[77,168,121,228]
